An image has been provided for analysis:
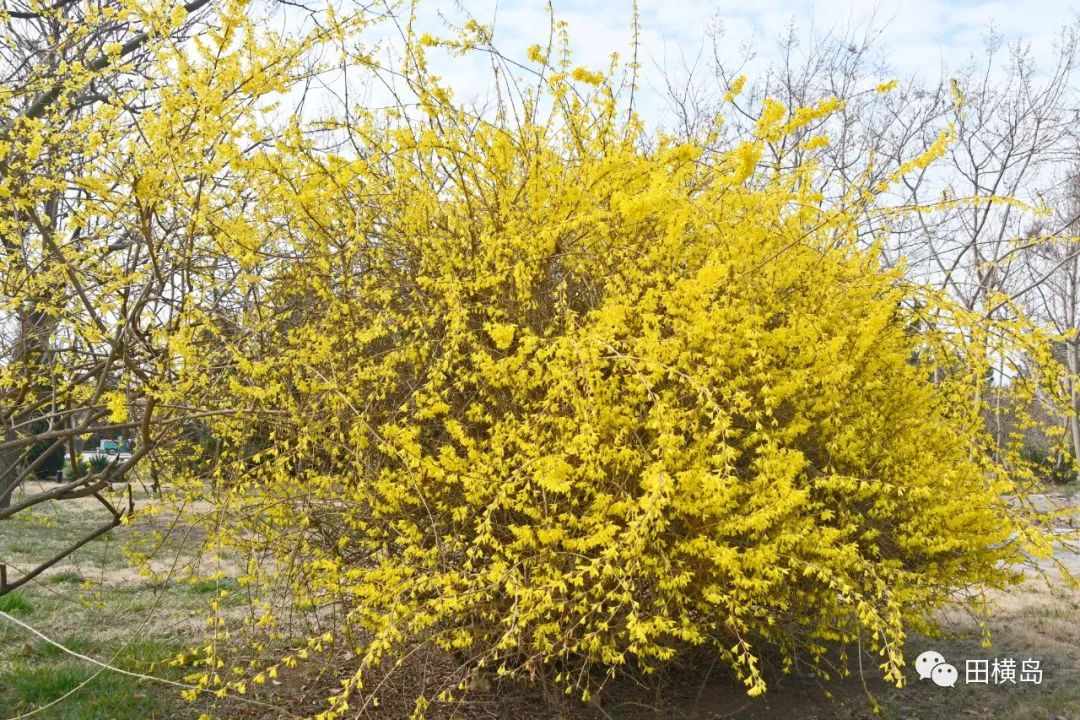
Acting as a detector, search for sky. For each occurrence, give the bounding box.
[375,0,1080,127]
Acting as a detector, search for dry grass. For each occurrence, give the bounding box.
[0,481,238,720]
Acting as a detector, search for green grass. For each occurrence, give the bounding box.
[0,591,33,614]
[0,638,196,720]
[21,635,102,660]
[48,570,85,585]
[0,483,225,719]
[189,576,240,594]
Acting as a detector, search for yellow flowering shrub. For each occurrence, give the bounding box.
[151,15,1074,718]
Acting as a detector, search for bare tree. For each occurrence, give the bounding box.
[1018,167,1080,468]
[684,20,1079,313]
[0,0,218,593]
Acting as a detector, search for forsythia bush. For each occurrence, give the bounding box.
[156,16,1072,718]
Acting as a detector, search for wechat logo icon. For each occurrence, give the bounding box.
[915,650,958,688]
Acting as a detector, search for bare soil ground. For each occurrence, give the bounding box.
[2,481,1079,720]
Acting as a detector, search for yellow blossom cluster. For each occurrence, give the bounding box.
[156,22,1074,718]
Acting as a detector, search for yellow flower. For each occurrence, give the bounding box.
[875,78,899,94]
[103,391,127,423]
[571,66,604,85]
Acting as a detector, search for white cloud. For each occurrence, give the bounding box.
[315,0,1079,128]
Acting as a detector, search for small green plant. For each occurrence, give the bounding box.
[189,577,239,595]
[49,570,85,585]
[189,579,219,594]
[0,591,33,614]
[63,455,113,482]
[63,459,89,482]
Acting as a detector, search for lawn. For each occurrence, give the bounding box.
[0,481,237,720]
